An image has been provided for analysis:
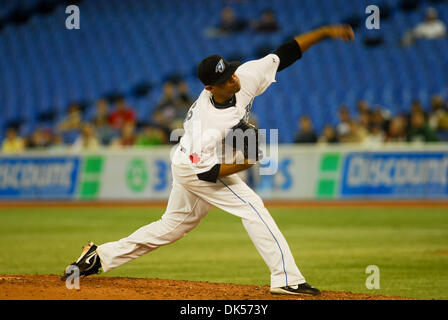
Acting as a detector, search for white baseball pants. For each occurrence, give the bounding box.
[96,164,306,288]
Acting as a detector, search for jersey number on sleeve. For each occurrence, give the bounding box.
[184,100,198,123]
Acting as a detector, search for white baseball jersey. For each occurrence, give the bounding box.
[96,53,306,289]
[174,54,281,175]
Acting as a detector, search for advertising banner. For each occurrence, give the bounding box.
[340,152,448,198]
[0,157,80,199]
[77,148,173,200]
[1,146,448,201]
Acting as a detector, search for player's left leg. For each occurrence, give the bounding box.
[182,173,320,295]
[217,175,307,289]
[178,170,307,290]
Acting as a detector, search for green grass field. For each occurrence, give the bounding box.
[0,205,447,300]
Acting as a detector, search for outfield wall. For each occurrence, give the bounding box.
[1,144,448,201]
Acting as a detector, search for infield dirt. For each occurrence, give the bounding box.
[0,275,418,300]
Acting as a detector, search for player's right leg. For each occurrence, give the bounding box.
[61,182,210,279]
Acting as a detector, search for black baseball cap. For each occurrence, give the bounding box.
[197,55,241,86]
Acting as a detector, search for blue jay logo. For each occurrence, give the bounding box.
[215,59,225,73]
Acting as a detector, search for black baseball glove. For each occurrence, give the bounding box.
[226,119,262,161]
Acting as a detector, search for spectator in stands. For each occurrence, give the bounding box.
[358,111,371,133]
[26,127,52,149]
[340,121,367,144]
[152,80,193,134]
[356,100,370,115]
[2,127,25,153]
[57,103,82,133]
[152,82,176,133]
[219,6,247,33]
[92,99,109,124]
[404,99,425,130]
[55,103,84,145]
[294,115,318,144]
[318,125,339,144]
[401,7,447,46]
[206,6,247,37]
[364,124,385,146]
[95,116,116,146]
[385,116,408,142]
[407,111,438,142]
[1,127,25,153]
[92,99,115,146]
[72,123,100,152]
[136,126,166,146]
[111,121,137,148]
[108,96,136,131]
[251,9,280,33]
[177,81,194,107]
[336,105,352,139]
[370,107,390,132]
[414,7,446,39]
[429,95,448,136]
[410,100,425,116]
[49,135,65,152]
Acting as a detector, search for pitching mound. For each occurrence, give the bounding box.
[0,275,415,300]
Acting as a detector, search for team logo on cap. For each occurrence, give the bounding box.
[215,59,225,74]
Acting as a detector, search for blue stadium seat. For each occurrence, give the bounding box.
[0,0,447,142]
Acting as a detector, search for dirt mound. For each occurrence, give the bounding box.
[0,275,416,300]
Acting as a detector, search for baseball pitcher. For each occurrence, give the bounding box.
[61,25,354,296]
